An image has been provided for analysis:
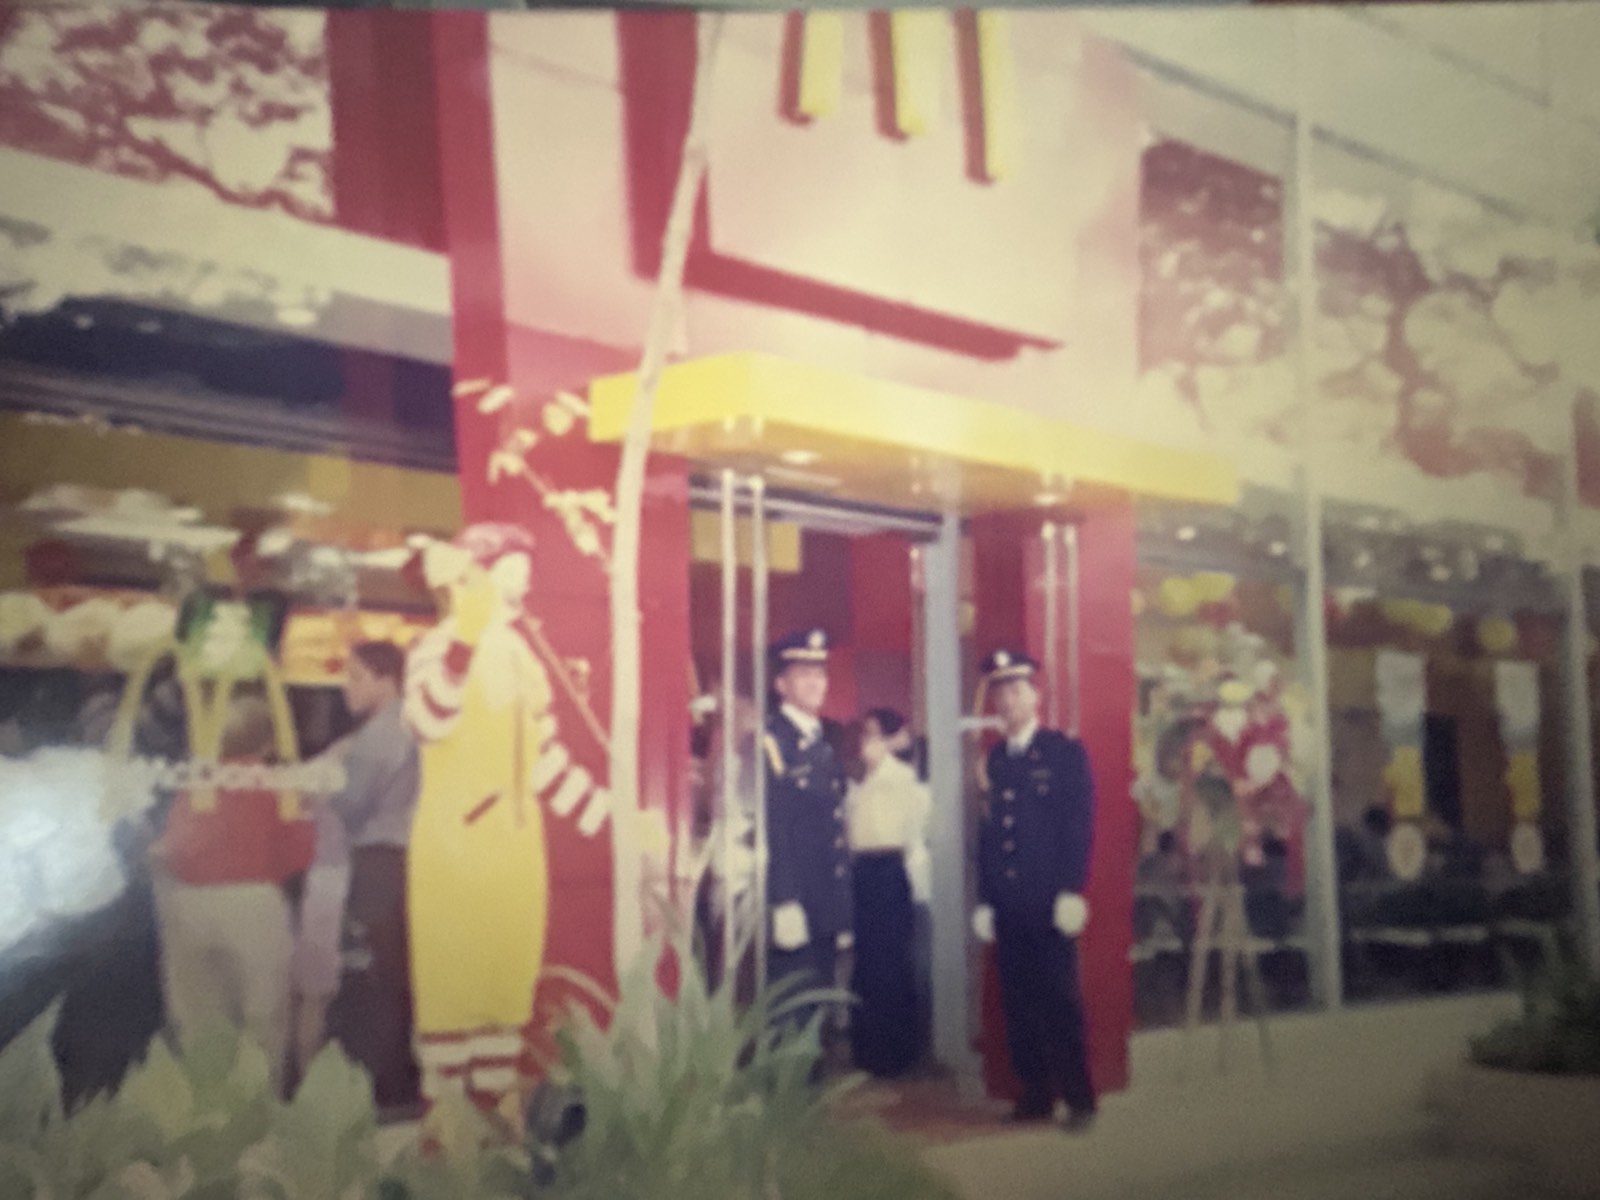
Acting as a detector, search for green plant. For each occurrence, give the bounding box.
[1472,937,1600,1077]
[0,1006,288,1199]
[0,940,958,1200]
[532,943,957,1200]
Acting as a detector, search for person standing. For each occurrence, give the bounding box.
[970,650,1097,1129]
[153,692,313,1092]
[297,640,421,1108]
[765,630,851,1017]
[846,707,930,1077]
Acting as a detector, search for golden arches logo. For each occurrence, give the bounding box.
[105,599,304,822]
[796,11,1019,182]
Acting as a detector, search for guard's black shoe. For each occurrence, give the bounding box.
[1060,1107,1097,1134]
[1009,1097,1053,1123]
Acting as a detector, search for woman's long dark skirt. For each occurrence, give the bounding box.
[849,852,919,1077]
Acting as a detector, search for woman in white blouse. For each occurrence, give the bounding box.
[846,708,931,1077]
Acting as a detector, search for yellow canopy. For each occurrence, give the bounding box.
[589,353,1236,514]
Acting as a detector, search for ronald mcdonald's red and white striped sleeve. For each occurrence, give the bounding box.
[404,625,473,743]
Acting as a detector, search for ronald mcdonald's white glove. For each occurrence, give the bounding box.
[971,905,995,945]
[1054,892,1089,938]
[773,902,810,951]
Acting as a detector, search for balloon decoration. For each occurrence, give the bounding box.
[1378,598,1455,640]
[1156,575,1200,619]
[0,589,178,673]
[1154,571,1238,626]
[1476,616,1519,657]
[1374,649,1427,879]
[1493,659,1543,875]
[1132,622,1305,870]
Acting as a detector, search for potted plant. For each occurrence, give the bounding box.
[1430,938,1600,1197]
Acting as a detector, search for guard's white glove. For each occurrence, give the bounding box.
[905,845,932,906]
[971,904,995,945]
[773,902,810,951]
[1054,892,1089,938]
[836,930,854,952]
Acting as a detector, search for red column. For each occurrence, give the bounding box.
[1073,505,1137,1095]
[969,507,1137,1098]
[423,12,693,1032]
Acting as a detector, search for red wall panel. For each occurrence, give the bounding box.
[970,508,1136,1098]
[430,13,693,1032]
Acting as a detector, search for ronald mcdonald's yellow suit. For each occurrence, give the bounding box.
[404,527,609,1105]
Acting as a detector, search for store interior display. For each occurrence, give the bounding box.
[1137,494,1574,1020]
[1131,558,1311,1028]
[0,445,455,1099]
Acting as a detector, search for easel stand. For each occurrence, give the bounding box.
[1182,860,1275,1078]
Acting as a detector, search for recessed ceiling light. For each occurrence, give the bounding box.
[1268,540,1288,557]
[1176,525,1197,542]
[780,449,820,467]
[766,464,841,490]
[1034,492,1061,506]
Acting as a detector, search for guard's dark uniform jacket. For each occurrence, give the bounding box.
[764,709,851,940]
[978,725,1098,1118]
[978,728,1094,918]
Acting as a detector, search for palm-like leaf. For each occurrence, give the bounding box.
[533,930,951,1200]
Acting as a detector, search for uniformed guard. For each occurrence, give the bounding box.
[971,649,1097,1129]
[764,629,852,1009]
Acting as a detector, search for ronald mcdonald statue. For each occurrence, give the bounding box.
[404,524,610,1108]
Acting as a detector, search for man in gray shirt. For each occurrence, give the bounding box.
[293,640,420,1107]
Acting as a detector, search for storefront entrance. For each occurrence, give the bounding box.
[686,476,964,1072]
[588,350,1237,1096]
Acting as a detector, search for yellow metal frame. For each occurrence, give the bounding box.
[589,352,1236,514]
[106,636,303,819]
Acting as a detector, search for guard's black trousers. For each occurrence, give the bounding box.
[770,933,839,1036]
[994,910,1096,1115]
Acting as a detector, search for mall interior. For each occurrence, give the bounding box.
[2,1,1600,1125]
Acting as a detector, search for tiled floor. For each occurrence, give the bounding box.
[904,993,1571,1199]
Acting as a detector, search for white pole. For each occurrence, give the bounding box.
[1558,430,1600,970]
[924,513,979,1081]
[750,474,771,989]
[719,468,738,982]
[1292,9,1344,1008]
[1063,523,1081,739]
[609,13,725,982]
[1042,521,1060,730]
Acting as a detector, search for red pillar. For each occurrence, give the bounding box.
[970,507,1137,1097]
[425,13,699,1020]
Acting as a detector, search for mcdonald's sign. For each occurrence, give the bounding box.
[795,10,1019,181]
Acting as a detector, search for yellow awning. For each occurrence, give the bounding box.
[590,353,1236,514]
